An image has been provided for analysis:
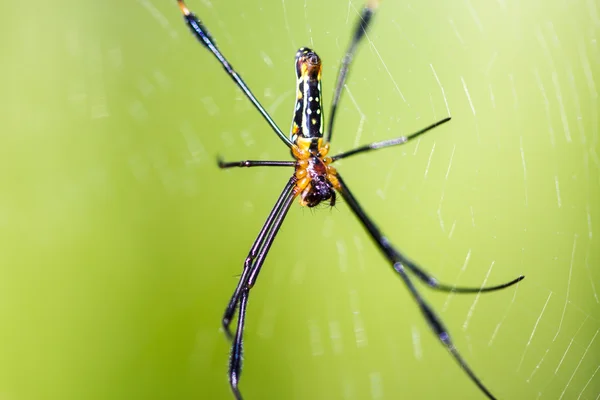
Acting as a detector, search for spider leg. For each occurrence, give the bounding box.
[222,177,297,339]
[229,289,248,400]
[176,0,293,148]
[218,158,296,169]
[335,173,523,400]
[326,0,380,143]
[331,117,452,162]
[397,253,524,293]
[222,178,296,399]
[392,262,497,399]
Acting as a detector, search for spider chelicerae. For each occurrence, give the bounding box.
[176,1,525,398]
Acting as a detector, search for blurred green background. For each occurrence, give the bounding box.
[1,0,599,399]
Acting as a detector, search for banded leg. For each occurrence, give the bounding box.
[177,0,293,148]
[326,0,380,143]
[218,159,296,169]
[331,117,452,162]
[335,173,524,400]
[224,179,297,400]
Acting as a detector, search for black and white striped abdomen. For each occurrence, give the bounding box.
[290,48,324,141]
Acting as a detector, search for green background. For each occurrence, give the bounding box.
[1,0,599,399]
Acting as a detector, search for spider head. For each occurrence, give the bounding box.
[303,175,336,208]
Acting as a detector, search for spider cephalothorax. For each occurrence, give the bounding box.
[304,173,337,207]
[292,137,339,207]
[297,158,336,207]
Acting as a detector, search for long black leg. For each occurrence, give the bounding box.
[397,253,524,293]
[222,177,296,339]
[335,173,524,399]
[336,173,523,293]
[229,289,248,400]
[332,117,452,162]
[177,0,293,148]
[226,180,296,400]
[218,159,296,169]
[392,262,498,399]
[325,0,379,144]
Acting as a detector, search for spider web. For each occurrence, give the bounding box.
[172,1,600,399]
[1,1,597,399]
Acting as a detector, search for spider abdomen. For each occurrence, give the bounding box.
[291,48,324,141]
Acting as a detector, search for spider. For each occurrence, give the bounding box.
[176,1,524,399]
